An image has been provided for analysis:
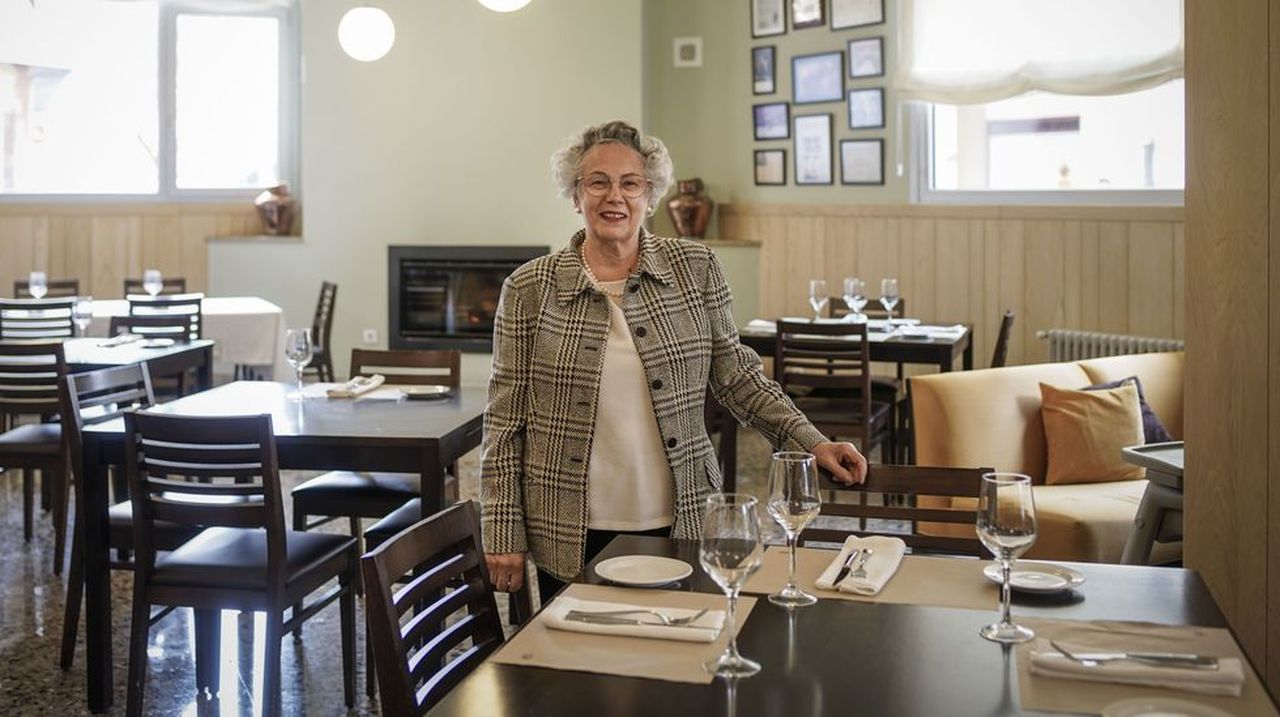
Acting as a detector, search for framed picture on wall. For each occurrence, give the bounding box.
[753,102,791,140]
[831,0,884,31]
[792,51,844,104]
[753,46,776,94]
[847,36,884,78]
[794,113,833,185]
[791,0,825,29]
[847,87,885,129]
[755,149,787,185]
[751,0,786,38]
[840,138,884,185]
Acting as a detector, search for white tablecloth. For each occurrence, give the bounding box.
[90,297,290,378]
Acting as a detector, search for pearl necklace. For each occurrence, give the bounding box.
[580,243,633,298]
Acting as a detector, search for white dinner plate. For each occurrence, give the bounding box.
[401,385,451,400]
[594,556,692,587]
[982,561,1086,594]
[1101,697,1234,717]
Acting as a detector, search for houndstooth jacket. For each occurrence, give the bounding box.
[480,229,827,580]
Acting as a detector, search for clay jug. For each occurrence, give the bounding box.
[665,178,714,238]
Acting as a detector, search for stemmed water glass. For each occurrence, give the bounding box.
[842,277,867,322]
[72,297,94,337]
[142,269,164,297]
[28,271,47,300]
[700,493,764,678]
[284,328,314,402]
[767,451,821,608]
[807,279,828,321]
[880,278,900,332]
[977,472,1038,644]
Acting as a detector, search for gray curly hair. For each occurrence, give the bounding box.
[550,120,674,215]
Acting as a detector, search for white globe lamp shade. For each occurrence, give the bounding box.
[477,0,533,12]
[338,6,395,62]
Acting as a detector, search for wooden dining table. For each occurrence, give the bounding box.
[426,536,1264,716]
[738,319,974,373]
[62,336,214,390]
[76,381,487,712]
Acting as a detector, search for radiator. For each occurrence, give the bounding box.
[1037,329,1185,362]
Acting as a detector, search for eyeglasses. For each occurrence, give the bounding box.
[576,173,651,199]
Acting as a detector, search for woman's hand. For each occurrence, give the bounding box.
[812,441,868,485]
[486,552,526,593]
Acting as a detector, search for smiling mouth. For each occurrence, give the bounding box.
[599,211,628,220]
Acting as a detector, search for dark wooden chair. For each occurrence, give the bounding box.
[704,387,738,491]
[829,295,906,322]
[304,281,338,382]
[124,412,357,717]
[122,276,187,296]
[125,292,203,340]
[990,310,1015,368]
[109,314,198,343]
[14,278,80,299]
[362,500,506,716]
[800,464,992,557]
[776,319,895,463]
[0,297,76,340]
[829,295,910,460]
[0,341,70,573]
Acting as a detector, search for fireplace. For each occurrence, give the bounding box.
[388,245,548,352]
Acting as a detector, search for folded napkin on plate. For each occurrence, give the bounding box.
[99,333,141,348]
[1027,639,1244,697]
[325,374,386,399]
[544,596,726,644]
[745,319,776,332]
[814,535,907,595]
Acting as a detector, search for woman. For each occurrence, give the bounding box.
[482,120,866,598]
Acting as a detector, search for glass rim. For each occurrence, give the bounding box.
[771,450,815,463]
[706,492,758,507]
[981,472,1032,485]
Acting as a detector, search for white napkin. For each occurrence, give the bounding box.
[325,374,385,399]
[100,333,142,348]
[814,536,907,595]
[543,596,726,644]
[1028,639,1245,697]
[745,319,776,332]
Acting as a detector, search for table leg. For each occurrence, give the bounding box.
[419,443,445,520]
[197,346,213,391]
[83,434,114,712]
[963,335,974,370]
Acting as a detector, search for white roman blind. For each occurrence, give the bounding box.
[895,0,1184,104]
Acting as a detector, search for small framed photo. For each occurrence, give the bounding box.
[848,36,884,78]
[847,87,885,129]
[752,46,776,95]
[754,149,787,186]
[791,0,825,29]
[840,138,884,185]
[751,0,786,38]
[794,113,833,185]
[673,37,703,68]
[792,51,844,104]
[753,102,791,140]
[831,0,884,31]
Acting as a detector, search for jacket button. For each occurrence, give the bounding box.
[634,326,647,338]
[666,437,677,448]
[651,379,663,390]
[629,283,640,293]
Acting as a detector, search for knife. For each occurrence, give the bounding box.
[832,548,864,586]
[1071,651,1220,669]
[563,613,720,631]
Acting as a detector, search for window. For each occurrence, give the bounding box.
[0,0,296,198]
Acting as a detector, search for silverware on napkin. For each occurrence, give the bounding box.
[832,548,864,585]
[563,612,719,631]
[1049,640,1219,670]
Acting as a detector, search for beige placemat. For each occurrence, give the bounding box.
[742,546,997,611]
[1016,618,1277,716]
[490,583,758,684]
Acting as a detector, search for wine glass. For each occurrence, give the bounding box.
[284,328,314,401]
[767,451,820,608]
[72,297,94,337]
[142,269,164,297]
[28,271,47,300]
[807,279,828,321]
[976,472,1037,644]
[700,493,764,678]
[841,277,867,322]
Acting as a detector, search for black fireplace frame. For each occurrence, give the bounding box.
[388,245,548,353]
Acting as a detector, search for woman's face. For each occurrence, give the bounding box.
[574,142,650,245]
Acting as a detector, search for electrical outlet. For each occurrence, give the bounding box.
[362,328,378,345]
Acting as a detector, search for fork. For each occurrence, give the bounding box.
[564,607,709,626]
[850,548,874,580]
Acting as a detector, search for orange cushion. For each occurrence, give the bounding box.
[1040,381,1145,485]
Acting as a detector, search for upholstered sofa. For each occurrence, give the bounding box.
[909,352,1183,563]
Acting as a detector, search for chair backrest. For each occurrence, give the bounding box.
[350,348,460,388]
[703,387,737,491]
[800,464,992,556]
[990,310,1015,368]
[775,319,872,418]
[312,281,337,351]
[0,341,67,418]
[0,297,76,340]
[126,293,203,339]
[126,412,285,586]
[829,296,906,320]
[361,500,504,717]
[109,314,197,343]
[61,364,156,491]
[14,278,80,299]
[123,277,187,296]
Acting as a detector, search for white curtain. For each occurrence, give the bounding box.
[894,0,1184,104]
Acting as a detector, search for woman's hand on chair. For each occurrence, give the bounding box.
[486,552,526,593]
[812,441,868,485]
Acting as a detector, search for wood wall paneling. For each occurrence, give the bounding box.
[1267,0,1279,691]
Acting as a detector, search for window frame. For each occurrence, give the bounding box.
[0,0,299,203]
